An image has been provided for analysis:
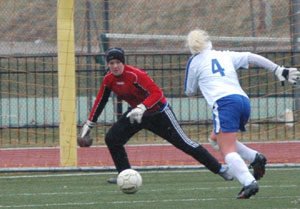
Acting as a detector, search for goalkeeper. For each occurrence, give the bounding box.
[184,29,300,199]
[78,47,233,183]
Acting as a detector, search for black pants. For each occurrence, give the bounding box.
[105,105,221,174]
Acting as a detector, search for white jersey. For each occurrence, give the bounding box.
[184,50,250,107]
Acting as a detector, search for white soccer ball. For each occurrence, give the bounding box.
[117,169,142,194]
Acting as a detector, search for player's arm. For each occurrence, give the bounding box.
[126,70,163,123]
[137,73,164,109]
[248,53,300,85]
[78,81,111,147]
[184,57,198,96]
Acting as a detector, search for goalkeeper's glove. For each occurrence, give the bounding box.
[207,138,220,151]
[126,104,147,124]
[274,66,300,86]
[80,120,95,138]
[78,120,95,147]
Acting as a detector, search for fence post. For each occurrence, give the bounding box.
[86,0,93,111]
[290,0,300,120]
[57,0,77,167]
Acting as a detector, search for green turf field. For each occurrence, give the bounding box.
[0,168,299,209]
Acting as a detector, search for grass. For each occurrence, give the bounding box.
[0,168,299,209]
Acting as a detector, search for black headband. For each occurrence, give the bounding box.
[106,48,125,64]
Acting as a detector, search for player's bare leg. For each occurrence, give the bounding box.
[216,131,259,199]
[210,131,267,180]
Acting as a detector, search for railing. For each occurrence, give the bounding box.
[0,52,298,147]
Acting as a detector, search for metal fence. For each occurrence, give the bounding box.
[0,52,298,147]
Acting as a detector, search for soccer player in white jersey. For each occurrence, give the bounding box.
[184,29,300,199]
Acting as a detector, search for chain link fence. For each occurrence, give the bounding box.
[0,0,299,147]
[0,0,295,54]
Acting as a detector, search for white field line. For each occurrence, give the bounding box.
[2,164,300,173]
[0,195,299,208]
[0,184,297,198]
[0,202,100,208]
[0,167,300,179]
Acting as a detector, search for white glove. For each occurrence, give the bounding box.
[275,66,300,86]
[208,138,220,151]
[126,104,147,124]
[80,120,95,138]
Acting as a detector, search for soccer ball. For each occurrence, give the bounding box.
[117,169,142,194]
[77,135,93,147]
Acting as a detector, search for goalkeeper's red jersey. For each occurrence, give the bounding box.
[89,64,167,122]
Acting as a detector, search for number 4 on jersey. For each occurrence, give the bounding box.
[212,59,225,76]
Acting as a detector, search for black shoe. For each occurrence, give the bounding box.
[250,153,267,180]
[107,177,117,184]
[236,181,259,199]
